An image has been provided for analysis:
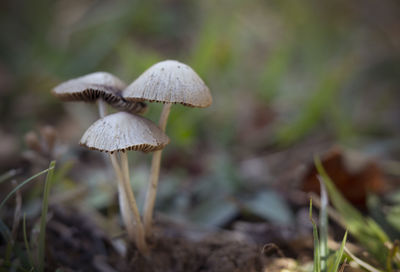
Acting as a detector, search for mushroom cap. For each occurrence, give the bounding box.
[123,60,212,108]
[52,72,126,103]
[80,112,169,153]
[52,72,147,114]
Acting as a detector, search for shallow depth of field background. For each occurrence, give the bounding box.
[0,0,399,229]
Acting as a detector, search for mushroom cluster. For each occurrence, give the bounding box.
[52,60,212,255]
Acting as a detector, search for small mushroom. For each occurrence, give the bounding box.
[80,111,169,153]
[80,111,169,255]
[52,72,147,117]
[123,60,212,234]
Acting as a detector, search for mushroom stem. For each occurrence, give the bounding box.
[96,100,148,254]
[143,103,171,235]
[98,99,107,118]
[109,154,137,242]
[100,102,137,241]
[158,102,171,131]
[120,152,148,255]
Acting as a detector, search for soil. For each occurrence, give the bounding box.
[123,236,262,272]
[45,206,266,272]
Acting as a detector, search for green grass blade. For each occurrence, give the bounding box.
[0,167,54,211]
[310,199,321,272]
[38,160,56,272]
[23,213,34,269]
[319,176,328,272]
[330,230,348,272]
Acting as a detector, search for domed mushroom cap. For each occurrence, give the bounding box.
[80,112,169,153]
[52,72,126,102]
[52,72,147,114]
[123,60,212,108]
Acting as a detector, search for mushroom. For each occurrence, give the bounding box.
[123,60,212,234]
[52,71,147,117]
[80,111,170,254]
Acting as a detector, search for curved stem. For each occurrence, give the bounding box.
[98,99,148,254]
[120,152,148,255]
[143,103,171,235]
[109,153,136,242]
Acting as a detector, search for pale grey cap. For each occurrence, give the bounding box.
[80,112,169,153]
[52,72,147,114]
[123,60,212,108]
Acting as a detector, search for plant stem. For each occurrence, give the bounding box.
[120,152,148,254]
[109,153,136,242]
[143,103,171,235]
[38,161,56,272]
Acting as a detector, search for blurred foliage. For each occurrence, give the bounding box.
[0,0,399,245]
[1,0,399,143]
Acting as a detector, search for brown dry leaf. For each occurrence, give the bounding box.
[302,147,385,208]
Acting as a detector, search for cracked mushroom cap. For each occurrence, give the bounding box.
[123,60,212,108]
[80,112,170,153]
[52,72,146,114]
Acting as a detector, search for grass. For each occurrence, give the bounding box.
[310,199,321,272]
[38,161,56,272]
[23,214,34,269]
[314,155,400,271]
[0,167,54,211]
[309,194,347,272]
[319,179,328,272]
[0,161,56,272]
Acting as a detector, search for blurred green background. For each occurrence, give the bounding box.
[0,0,399,228]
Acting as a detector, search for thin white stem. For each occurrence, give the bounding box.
[98,99,107,118]
[143,103,171,235]
[109,154,136,241]
[99,103,134,237]
[120,152,148,254]
[98,99,148,254]
[143,150,162,234]
[158,103,171,131]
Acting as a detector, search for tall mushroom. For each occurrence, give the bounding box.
[52,72,150,253]
[123,60,212,234]
[52,71,147,117]
[80,111,170,254]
